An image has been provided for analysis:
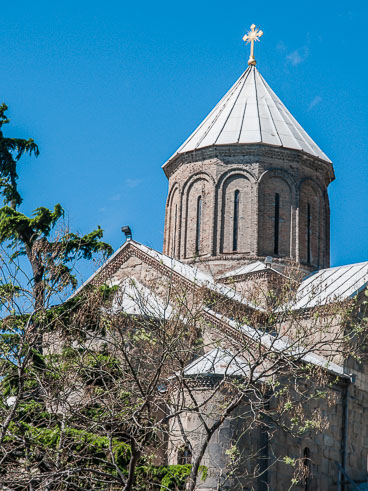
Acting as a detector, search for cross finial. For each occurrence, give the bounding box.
[243,24,263,66]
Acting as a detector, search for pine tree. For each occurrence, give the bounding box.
[0,103,113,311]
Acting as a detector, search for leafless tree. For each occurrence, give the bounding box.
[1,254,366,490]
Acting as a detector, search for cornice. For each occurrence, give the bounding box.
[163,144,334,184]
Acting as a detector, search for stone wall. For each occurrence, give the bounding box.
[168,385,264,490]
[162,144,333,277]
[166,375,368,491]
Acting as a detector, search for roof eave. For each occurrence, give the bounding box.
[163,142,333,178]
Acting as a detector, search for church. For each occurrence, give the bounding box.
[75,25,368,490]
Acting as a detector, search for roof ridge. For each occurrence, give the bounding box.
[214,68,252,145]
[257,72,283,146]
[253,67,262,142]
[256,70,303,149]
[177,68,251,153]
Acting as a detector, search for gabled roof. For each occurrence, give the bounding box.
[219,258,368,311]
[128,242,266,310]
[72,239,348,378]
[164,66,331,167]
[73,236,368,316]
[293,261,368,310]
[71,239,263,311]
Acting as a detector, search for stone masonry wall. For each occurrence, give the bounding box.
[167,377,368,491]
[163,145,333,277]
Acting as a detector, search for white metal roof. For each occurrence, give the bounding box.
[292,261,368,310]
[109,277,174,319]
[204,309,346,378]
[70,239,346,378]
[133,242,215,285]
[70,239,264,311]
[183,348,250,377]
[72,237,368,315]
[218,260,268,279]
[164,66,331,165]
[131,242,264,311]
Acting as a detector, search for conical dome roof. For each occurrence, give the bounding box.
[164,66,331,166]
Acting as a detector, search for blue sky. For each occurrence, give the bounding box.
[1,0,367,281]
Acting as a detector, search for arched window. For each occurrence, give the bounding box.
[303,447,311,490]
[172,204,177,256]
[195,196,202,254]
[307,203,311,263]
[274,193,280,255]
[178,445,192,465]
[233,190,240,251]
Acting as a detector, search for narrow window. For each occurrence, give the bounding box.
[307,203,311,263]
[178,445,192,465]
[303,447,311,491]
[195,196,202,254]
[274,193,280,255]
[233,190,240,251]
[172,204,177,256]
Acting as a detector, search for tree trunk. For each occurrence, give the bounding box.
[123,439,141,491]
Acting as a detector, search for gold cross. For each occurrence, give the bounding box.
[243,24,263,66]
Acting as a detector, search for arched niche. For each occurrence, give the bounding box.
[166,186,180,257]
[183,176,213,258]
[298,179,324,268]
[258,172,294,258]
[219,174,252,253]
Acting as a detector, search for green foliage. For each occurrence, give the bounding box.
[63,227,113,261]
[0,331,20,356]
[159,465,191,490]
[99,283,119,300]
[0,283,20,303]
[0,104,200,489]
[11,422,131,468]
[0,103,39,208]
[4,417,199,489]
[0,204,111,263]
[283,456,296,466]
[0,203,62,246]
[0,103,112,305]
[199,465,208,481]
[136,464,198,490]
[225,444,240,464]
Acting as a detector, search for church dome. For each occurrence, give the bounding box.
[163,65,331,170]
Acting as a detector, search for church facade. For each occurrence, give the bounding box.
[77,27,368,490]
